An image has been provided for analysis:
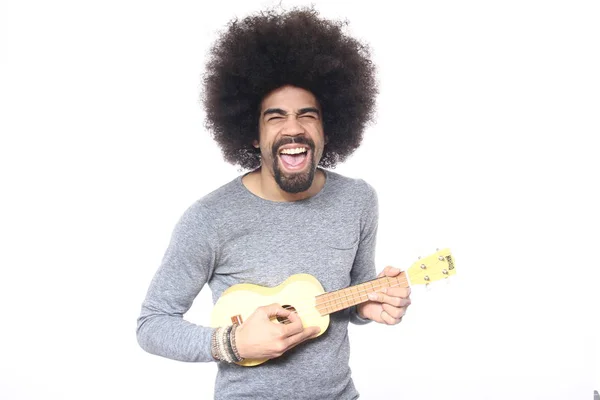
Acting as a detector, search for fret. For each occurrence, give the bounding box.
[315,272,409,316]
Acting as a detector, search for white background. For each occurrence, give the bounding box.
[1,0,598,399]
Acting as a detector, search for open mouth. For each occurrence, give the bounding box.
[278,146,310,171]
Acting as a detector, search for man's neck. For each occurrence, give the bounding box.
[242,168,326,202]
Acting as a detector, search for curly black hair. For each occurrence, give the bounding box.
[202,6,378,170]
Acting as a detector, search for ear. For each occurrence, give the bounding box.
[252,140,259,148]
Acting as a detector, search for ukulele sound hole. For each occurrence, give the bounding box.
[277,305,296,324]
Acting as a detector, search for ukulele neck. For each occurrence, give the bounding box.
[315,273,410,316]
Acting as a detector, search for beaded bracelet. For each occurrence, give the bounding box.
[211,325,244,363]
[230,324,243,362]
[217,326,233,363]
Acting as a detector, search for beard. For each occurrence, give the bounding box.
[271,136,317,193]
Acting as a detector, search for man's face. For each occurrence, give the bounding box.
[255,85,325,193]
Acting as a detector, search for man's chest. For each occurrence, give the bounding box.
[214,208,361,292]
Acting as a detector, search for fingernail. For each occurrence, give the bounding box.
[368,293,377,300]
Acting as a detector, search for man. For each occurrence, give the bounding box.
[137,7,411,399]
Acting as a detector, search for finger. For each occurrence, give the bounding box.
[280,313,305,336]
[383,303,407,320]
[283,326,321,349]
[386,287,411,299]
[380,309,402,325]
[286,309,302,323]
[367,292,410,308]
[262,303,291,318]
[377,266,402,278]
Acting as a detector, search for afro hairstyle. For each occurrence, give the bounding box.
[202,6,378,170]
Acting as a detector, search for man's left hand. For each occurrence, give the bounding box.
[356,266,411,325]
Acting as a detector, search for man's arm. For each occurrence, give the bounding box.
[136,202,218,362]
[136,201,320,363]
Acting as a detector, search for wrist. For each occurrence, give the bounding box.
[210,325,244,363]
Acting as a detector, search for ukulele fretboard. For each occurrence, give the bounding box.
[314,273,409,316]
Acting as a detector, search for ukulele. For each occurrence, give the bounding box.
[210,248,455,366]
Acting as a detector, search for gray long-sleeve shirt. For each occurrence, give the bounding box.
[137,169,378,399]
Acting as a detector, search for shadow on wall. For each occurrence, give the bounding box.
[594,390,599,400]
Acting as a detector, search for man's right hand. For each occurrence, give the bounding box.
[234,303,321,360]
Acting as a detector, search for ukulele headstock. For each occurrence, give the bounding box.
[407,248,455,286]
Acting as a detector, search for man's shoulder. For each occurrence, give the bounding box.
[199,175,242,205]
[325,170,377,199]
[182,175,244,220]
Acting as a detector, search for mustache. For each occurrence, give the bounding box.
[272,136,315,157]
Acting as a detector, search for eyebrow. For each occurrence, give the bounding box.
[262,107,320,117]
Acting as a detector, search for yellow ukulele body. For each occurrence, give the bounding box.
[210,274,330,366]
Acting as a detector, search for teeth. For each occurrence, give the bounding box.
[280,147,307,155]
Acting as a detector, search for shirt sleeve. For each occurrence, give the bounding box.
[136,202,219,362]
[348,181,379,325]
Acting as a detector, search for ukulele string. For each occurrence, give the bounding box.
[314,278,409,311]
[315,258,445,311]
[272,280,408,322]
[248,257,447,324]
[315,284,406,314]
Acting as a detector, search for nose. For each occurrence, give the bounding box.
[281,114,306,136]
